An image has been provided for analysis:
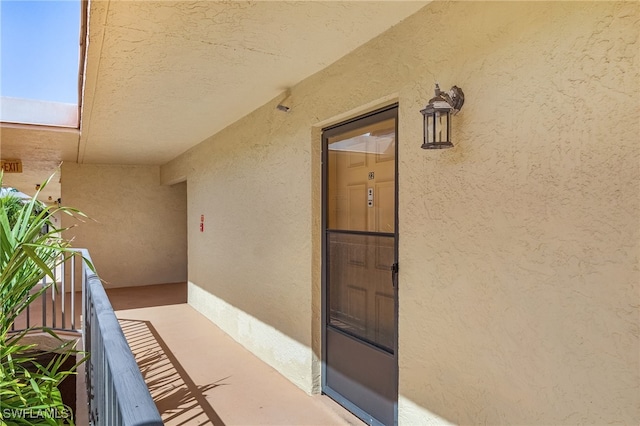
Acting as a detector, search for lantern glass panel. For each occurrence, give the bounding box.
[426,114,435,144]
[435,111,449,143]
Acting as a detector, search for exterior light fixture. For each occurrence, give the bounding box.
[276,88,292,113]
[420,83,465,149]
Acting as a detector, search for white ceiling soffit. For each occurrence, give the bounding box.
[0,125,77,203]
[79,1,427,166]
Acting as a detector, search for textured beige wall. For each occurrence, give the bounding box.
[162,1,639,424]
[62,163,187,288]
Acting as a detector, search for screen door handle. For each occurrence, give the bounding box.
[391,263,399,288]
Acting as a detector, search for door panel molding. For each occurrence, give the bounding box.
[346,183,367,230]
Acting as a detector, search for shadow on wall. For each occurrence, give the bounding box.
[119,318,227,426]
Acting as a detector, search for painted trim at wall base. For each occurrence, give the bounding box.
[187,282,313,393]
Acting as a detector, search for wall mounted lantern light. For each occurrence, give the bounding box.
[420,83,465,149]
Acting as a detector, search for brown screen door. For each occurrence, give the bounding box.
[322,105,398,425]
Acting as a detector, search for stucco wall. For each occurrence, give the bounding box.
[162,1,639,424]
[62,163,187,288]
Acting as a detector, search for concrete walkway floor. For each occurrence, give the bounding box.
[110,284,360,426]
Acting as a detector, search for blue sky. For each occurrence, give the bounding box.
[1,0,81,104]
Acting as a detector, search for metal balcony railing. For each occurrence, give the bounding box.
[80,249,163,426]
[10,249,162,426]
[10,250,82,333]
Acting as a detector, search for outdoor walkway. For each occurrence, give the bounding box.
[108,283,360,426]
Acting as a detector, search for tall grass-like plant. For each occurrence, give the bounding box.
[1,173,90,425]
[0,193,23,228]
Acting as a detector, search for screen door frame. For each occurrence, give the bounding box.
[321,104,399,426]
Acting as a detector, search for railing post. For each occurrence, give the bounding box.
[61,254,66,329]
[71,253,76,330]
[41,276,47,327]
[52,257,56,328]
[26,299,30,329]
